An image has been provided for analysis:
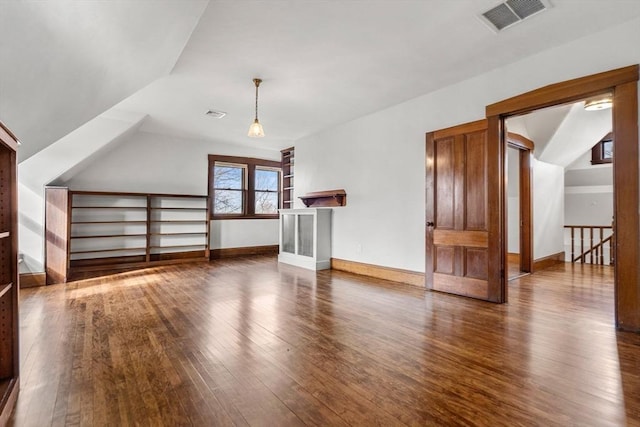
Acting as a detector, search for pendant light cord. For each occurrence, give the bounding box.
[254,78,261,121]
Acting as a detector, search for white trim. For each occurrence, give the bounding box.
[565,185,613,194]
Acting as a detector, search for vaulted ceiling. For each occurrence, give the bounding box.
[507,100,612,168]
[3,0,640,161]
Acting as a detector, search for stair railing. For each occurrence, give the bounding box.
[564,225,614,265]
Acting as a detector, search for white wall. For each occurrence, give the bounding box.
[64,131,282,251]
[18,110,147,274]
[564,157,613,227]
[294,15,640,273]
[564,192,613,226]
[532,160,565,259]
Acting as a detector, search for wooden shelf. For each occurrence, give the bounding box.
[281,147,295,210]
[150,220,206,224]
[71,220,148,225]
[71,190,206,199]
[150,207,207,211]
[70,247,147,255]
[150,244,207,250]
[150,232,207,236]
[0,120,21,421]
[72,206,147,210]
[71,233,147,239]
[299,189,347,208]
[47,188,211,282]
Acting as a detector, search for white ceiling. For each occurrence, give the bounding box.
[0,0,208,160]
[3,0,640,160]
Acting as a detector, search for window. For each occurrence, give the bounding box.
[208,155,281,219]
[254,167,280,214]
[212,163,246,214]
[591,132,613,165]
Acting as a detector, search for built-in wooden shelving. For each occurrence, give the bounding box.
[45,188,211,283]
[299,189,347,207]
[0,120,20,423]
[281,147,294,208]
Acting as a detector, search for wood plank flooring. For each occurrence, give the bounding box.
[9,257,640,426]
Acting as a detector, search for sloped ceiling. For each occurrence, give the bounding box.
[0,0,208,161]
[508,101,612,168]
[3,0,640,159]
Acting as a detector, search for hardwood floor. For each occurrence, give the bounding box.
[10,257,640,426]
[507,260,529,281]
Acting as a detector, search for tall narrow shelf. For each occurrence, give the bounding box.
[281,147,295,208]
[45,189,210,283]
[0,121,19,424]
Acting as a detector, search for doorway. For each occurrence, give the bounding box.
[505,133,533,280]
[425,65,639,330]
[487,65,639,331]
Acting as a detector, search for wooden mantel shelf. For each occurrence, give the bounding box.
[299,189,347,208]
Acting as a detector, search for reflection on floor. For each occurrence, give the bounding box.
[508,260,530,281]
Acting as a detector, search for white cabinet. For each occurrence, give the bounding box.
[278,208,331,270]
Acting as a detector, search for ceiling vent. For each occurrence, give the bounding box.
[205,110,226,119]
[480,0,551,32]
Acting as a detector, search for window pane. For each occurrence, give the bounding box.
[255,191,278,214]
[255,168,278,191]
[298,214,314,257]
[214,190,243,214]
[214,165,243,189]
[282,214,295,253]
[603,140,613,159]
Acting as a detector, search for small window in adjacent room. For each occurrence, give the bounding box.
[591,132,613,165]
[209,155,281,219]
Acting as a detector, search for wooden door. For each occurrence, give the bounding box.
[426,119,504,302]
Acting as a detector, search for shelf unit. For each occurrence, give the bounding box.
[299,189,347,207]
[0,121,19,423]
[45,188,210,283]
[281,147,295,208]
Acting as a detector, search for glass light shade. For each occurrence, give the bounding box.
[584,96,613,111]
[248,119,265,137]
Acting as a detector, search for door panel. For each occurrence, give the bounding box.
[465,132,487,231]
[435,246,455,274]
[426,119,503,302]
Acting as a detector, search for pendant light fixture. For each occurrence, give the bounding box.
[248,78,265,138]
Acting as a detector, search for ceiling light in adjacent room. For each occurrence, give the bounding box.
[248,78,265,138]
[584,94,613,111]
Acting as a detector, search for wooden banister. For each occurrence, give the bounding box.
[564,225,614,265]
